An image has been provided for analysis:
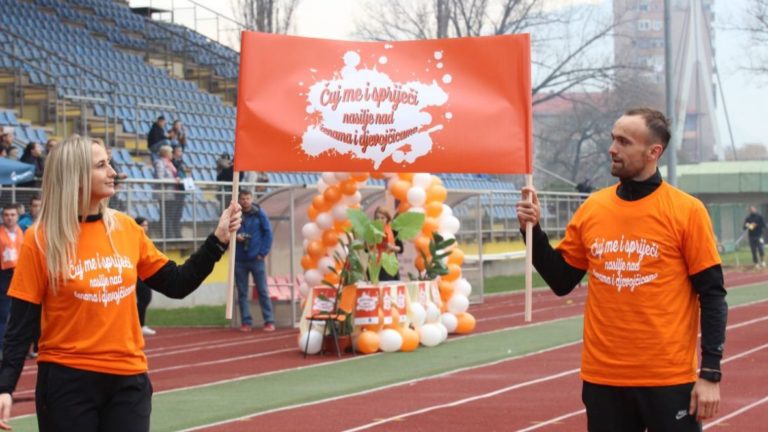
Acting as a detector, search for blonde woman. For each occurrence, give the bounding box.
[0,135,241,431]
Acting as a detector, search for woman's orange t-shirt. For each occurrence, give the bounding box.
[557,182,721,387]
[9,212,169,375]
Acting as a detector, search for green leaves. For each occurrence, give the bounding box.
[380,252,399,277]
[391,212,425,240]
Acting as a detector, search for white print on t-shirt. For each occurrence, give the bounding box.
[74,284,135,308]
[68,252,134,281]
[589,235,660,293]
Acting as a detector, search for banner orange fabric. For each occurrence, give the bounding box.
[235,32,532,174]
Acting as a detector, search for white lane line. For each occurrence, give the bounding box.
[516,409,586,432]
[703,395,768,429]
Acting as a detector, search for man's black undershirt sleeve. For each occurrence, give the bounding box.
[523,224,586,296]
[0,299,40,395]
[690,264,728,372]
[144,234,228,299]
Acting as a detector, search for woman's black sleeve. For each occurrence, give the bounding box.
[0,299,40,395]
[143,234,227,299]
[522,224,586,296]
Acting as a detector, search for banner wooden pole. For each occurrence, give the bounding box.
[225,173,241,320]
[524,174,533,322]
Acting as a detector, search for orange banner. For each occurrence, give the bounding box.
[235,32,532,174]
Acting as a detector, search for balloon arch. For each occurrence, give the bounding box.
[298,172,476,355]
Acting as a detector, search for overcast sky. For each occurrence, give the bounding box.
[129,0,768,150]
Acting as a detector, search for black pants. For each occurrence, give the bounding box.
[749,236,765,264]
[136,280,152,327]
[36,362,152,432]
[582,381,701,432]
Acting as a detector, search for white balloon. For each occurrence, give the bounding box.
[439,216,460,235]
[407,186,427,207]
[317,178,329,193]
[436,322,449,341]
[343,191,362,205]
[412,173,432,189]
[409,303,426,328]
[316,212,333,230]
[378,329,403,352]
[334,172,350,181]
[299,330,324,354]
[408,207,425,214]
[441,204,453,218]
[440,312,458,333]
[299,282,310,297]
[425,302,441,323]
[317,257,334,273]
[302,239,309,250]
[301,222,322,241]
[304,269,322,287]
[456,278,472,297]
[322,172,338,185]
[418,324,442,347]
[332,203,348,221]
[447,294,470,314]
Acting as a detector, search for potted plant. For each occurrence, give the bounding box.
[319,208,425,353]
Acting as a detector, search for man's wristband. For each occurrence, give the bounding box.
[699,368,722,383]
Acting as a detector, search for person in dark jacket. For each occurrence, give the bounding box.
[743,206,766,268]
[147,116,169,154]
[234,189,274,332]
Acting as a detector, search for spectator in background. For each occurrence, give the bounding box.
[154,145,183,239]
[0,205,23,355]
[171,146,191,179]
[373,207,403,281]
[0,127,14,155]
[167,120,186,150]
[20,142,44,180]
[5,147,18,161]
[134,216,156,336]
[147,116,170,154]
[18,195,41,232]
[744,206,766,268]
[234,189,274,332]
[44,139,58,155]
[216,153,232,178]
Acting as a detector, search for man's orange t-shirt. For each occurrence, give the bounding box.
[9,212,168,375]
[557,182,721,387]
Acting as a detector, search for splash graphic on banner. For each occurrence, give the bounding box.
[302,50,449,169]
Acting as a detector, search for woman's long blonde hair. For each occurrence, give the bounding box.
[35,135,118,293]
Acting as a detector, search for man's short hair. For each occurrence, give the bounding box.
[239,188,253,197]
[157,115,165,121]
[2,205,18,214]
[624,107,671,151]
[29,194,41,205]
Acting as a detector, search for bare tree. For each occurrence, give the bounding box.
[355,0,621,104]
[234,0,301,33]
[744,0,768,74]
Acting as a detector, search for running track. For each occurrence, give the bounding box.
[8,270,768,431]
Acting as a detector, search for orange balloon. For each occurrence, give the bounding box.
[357,330,380,354]
[426,184,447,203]
[312,195,330,212]
[425,201,443,218]
[444,263,462,282]
[397,201,412,213]
[422,217,439,236]
[430,175,443,186]
[414,255,426,272]
[322,230,339,247]
[399,327,419,352]
[414,235,431,256]
[447,248,465,266]
[351,172,369,182]
[455,312,476,334]
[323,271,339,285]
[334,220,352,233]
[398,173,414,181]
[307,205,318,221]
[340,179,357,196]
[307,240,325,260]
[390,180,411,201]
[323,185,341,204]
[300,255,316,271]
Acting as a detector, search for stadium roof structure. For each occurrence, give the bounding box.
[662,161,768,195]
